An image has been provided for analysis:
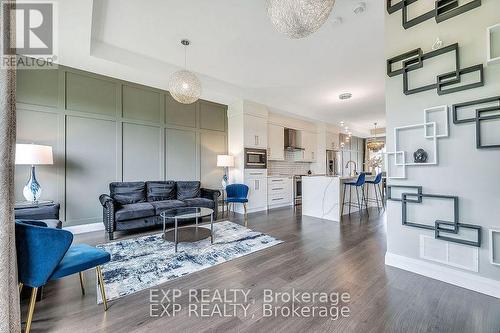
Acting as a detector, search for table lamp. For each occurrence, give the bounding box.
[216,155,234,189]
[15,143,54,202]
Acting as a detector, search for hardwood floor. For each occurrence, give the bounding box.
[21,207,500,333]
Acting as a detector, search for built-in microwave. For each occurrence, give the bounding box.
[244,148,267,169]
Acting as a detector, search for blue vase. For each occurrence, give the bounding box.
[23,166,42,202]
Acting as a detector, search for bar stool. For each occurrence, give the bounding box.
[341,173,368,216]
[364,173,385,212]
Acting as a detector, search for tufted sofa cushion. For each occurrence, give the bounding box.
[176,181,201,200]
[110,182,146,205]
[146,181,176,201]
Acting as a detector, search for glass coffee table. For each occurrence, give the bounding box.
[160,207,214,252]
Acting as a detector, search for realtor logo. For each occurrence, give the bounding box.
[2,1,57,68]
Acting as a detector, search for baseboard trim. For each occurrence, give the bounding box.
[385,252,500,299]
[64,223,104,235]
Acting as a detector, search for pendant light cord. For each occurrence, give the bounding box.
[184,44,187,69]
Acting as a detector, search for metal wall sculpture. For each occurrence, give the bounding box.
[387,0,481,30]
[388,187,482,247]
[387,185,422,202]
[452,96,500,149]
[387,43,484,96]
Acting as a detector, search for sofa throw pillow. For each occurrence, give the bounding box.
[177,181,201,200]
[146,181,176,201]
[110,182,146,205]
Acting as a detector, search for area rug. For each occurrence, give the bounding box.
[95,221,282,303]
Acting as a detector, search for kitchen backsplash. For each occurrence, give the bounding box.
[268,150,312,175]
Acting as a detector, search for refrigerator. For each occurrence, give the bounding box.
[326,150,341,176]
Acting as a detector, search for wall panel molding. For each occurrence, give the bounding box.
[15,63,228,226]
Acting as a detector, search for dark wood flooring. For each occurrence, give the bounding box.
[21,207,500,332]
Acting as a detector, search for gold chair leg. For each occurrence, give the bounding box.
[18,282,23,294]
[79,271,85,295]
[25,287,38,333]
[243,203,247,216]
[96,266,108,311]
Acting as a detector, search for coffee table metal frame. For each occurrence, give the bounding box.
[160,207,214,252]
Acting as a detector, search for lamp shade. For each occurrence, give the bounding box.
[217,155,234,167]
[15,144,53,165]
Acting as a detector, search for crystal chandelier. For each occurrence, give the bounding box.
[267,0,336,39]
[366,122,385,152]
[169,40,202,104]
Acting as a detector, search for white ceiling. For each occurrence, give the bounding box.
[58,0,385,135]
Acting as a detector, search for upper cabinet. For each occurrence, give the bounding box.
[295,130,317,162]
[244,114,268,149]
[326,131,339,150]
[268,124,284,160]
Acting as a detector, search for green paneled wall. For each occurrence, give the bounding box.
[16,64,228,226]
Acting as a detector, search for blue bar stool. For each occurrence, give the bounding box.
[364,173,385,211]
[341,173,368,216]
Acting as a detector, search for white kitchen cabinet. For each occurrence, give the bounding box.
[268,124,284,160]
[295,130,317,162]
[244,170,268,212]
[326,131,339,150]
[267,177,293,208]
[244,114,267,149]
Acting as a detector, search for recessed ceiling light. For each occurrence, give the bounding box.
[353,2,366,14]
[339,93,352,100]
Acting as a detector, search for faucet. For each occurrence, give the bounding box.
[345,160,357,177]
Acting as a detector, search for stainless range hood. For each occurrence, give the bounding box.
[284,128,304,151]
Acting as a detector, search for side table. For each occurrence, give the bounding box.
[15,201,61,228]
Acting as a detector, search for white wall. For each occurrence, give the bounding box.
[385,1,500,290]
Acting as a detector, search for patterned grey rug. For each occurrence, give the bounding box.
[95,221,283,303]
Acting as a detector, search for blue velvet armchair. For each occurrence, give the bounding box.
[16,220,111,333]
[225,184,249,216]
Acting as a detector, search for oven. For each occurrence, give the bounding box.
[293,175,302,206]
[244,148,267,169]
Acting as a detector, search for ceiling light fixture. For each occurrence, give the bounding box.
[168,39,202,104]
[367,122,385,152]
[339,92,352,100]
[267,0,336,39]
[353,2,366,14]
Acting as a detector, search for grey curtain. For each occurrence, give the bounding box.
[0,0,21,331]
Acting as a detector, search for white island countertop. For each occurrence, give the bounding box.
[302,175,379,221]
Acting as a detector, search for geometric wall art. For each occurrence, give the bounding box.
[395,122,438,165]
[387,185,423,202]
[452,96,500,149]
[385,151,406,179]
[387,43,484,96]
[487,23,500,65]
[424,105,449,138]
[399,191,482,247]
[387,0,482,30]
[385,119,449,180]
[435,220,481,247]
[402,193,459,231]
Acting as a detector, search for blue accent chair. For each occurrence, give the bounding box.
[16,220,111,333]
[225,184,249,217]
[341,173,368,216]
[364,173,385,211]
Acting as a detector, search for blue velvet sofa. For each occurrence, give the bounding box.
[99,181,220,240]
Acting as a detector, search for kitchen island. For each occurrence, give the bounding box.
[302,174,381,221]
